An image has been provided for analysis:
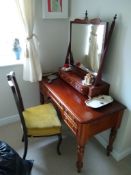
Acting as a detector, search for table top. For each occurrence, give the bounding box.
[41,78,126,124]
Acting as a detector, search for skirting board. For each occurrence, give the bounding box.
[0,114,19,127]
[95,134,131,161]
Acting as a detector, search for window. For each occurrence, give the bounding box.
[0,0,25,66]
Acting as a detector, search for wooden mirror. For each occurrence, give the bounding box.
[59,12,117,98]
[65,13,117,85]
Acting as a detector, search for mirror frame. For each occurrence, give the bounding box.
[65,15,117,86]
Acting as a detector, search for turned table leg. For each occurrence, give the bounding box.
[106,127,117,156]
[76,144,85,173]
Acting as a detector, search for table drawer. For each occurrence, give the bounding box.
[64,110,78,135]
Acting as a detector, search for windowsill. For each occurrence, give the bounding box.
[0,59,23,67]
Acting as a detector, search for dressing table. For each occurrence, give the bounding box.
[39,13,126,172]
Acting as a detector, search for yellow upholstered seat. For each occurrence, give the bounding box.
[23,103,61,136]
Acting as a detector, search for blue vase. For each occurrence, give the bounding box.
[13,38,21,60]
[14,49,21,60]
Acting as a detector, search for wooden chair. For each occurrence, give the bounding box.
[7,71,62,159]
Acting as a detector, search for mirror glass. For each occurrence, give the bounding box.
[71,22,107,75]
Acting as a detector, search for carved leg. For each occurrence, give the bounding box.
[107,128,117,156]
[76,144,85,173]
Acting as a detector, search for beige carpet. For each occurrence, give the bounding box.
[0,121,131,175]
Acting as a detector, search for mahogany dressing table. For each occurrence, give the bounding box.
[39,13,126,172]
[39,77,126,172]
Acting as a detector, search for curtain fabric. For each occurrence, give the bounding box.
[15,0,42,82]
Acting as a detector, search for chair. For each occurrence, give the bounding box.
[7,71,62,160]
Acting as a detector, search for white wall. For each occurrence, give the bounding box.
[35,0,69,73]
[70,0,131,160]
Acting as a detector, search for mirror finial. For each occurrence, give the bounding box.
[85,10,88,20]
[114,14,117,21]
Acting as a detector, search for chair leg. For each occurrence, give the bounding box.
[22,135,28,160]
[57,134,62,155]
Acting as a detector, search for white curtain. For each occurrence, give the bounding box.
[15,0,42,82]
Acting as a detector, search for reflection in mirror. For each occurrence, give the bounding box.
[71,23,107,74]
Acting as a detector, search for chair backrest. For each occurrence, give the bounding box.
[7,71,28,159]
[7,71,24,111]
